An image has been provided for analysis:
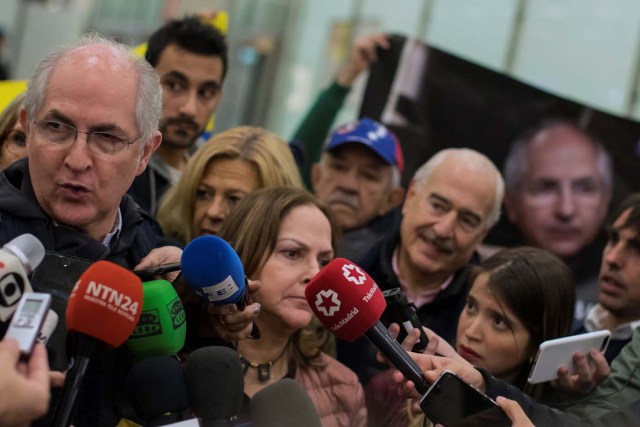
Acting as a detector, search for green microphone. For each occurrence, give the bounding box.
[127,279,186,359]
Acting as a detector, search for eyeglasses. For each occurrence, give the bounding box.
[32,120,140,156]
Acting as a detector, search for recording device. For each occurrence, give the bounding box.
[3,292,51,358]
[52,261,143,427]
[184,346,245,427]
[528,330,611,384]
[127,279,187,359]
[381,287,428,352]
[132,263,182,281]
[305,257,429,394]
[0,234,45,322]
[250,378,321,427]
[126,356,191,426]
[419,370,511,427]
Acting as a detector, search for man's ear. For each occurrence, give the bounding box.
[401,179,417,216]
[311,162,322,193]
[379,186,406,216]
[388,187,405,209]
[19,108,29,138]
[503,191,518,223]
[136,131,162,176]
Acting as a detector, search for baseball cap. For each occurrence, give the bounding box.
[325,117,404,174]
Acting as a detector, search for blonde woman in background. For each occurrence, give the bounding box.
[157,126,303,244]
[0,93,27,170]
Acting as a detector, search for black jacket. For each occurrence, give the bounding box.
[127,153,172,216]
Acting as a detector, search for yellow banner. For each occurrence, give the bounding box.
[0,80,27,112]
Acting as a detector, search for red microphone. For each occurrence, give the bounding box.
[305,258,429,394]
[53,260,143,427]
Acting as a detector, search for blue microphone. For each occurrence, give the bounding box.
[180,236,248,308]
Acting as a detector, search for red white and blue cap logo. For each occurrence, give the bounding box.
[325,117,404,174]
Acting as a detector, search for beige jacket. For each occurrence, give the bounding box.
[295,353,367,427]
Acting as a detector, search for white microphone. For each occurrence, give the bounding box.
[0,234,45,322]
[36,309,59,345]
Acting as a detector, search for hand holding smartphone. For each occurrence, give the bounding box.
[419,370,511,426]
[132,262,182,281]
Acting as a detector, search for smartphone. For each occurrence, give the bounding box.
[419,370,511,427]
[381,288,428,352]
[132,262,182,281]
[527,330,611,384]
[4,292,52,358]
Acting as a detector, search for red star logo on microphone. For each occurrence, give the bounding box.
[342,263,366,285]
[315,290,341,317]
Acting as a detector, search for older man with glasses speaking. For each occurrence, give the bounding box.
[0,33,181,426]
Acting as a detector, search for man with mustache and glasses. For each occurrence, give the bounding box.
[337,148,504,384]
[571,194,640,363]
[495,119,613,330]
[128,15,227,215]
[311,117,406,259]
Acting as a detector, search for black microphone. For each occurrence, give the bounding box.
[250,378,321,427]
[184,346,244,427]
[126,356,191,426]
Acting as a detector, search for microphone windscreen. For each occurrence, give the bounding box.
[3,233,46,274]
[250,378,321,427]
[181,236,246,305]
[66,260,143,348]
[127,280,186,359]
[305,258,386,342]
[184,346,244,422]
[126,356,190,421]
[0,234,43,322]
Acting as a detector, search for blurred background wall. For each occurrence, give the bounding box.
[1,0,639,141]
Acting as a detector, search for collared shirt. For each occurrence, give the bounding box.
[392,245,453,308]
[583,303,640,340]
[52,207,122,247]
[102,208,122,247]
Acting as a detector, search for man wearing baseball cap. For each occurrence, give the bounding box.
[311,117,405,259]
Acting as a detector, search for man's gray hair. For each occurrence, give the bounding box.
[413,148,505,226]
[503,119,613,192]
[24,32,162,143]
